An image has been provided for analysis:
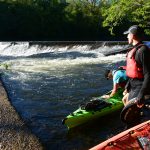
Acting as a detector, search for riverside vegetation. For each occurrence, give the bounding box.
[0,0,150,41]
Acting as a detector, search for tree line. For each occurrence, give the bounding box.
[0,0,149,41]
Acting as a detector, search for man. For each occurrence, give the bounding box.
[102,69,128,99]
[123,25,150,108]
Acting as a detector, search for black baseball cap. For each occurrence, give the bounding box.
[123,25,143,35]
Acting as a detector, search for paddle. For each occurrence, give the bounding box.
[104,46,133,56]
[104,41,150,56]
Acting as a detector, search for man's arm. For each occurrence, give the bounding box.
[109,83,119,97]
[101,83,119,99]
[136,46,150,106]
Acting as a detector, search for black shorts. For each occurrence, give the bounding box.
[127,78,143,101]
[128,86,141,101]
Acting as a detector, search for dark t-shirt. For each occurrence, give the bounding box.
[128,42,150,99]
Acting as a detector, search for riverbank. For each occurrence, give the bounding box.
[0,80,43,150]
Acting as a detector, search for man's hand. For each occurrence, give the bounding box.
[136,98,144,108]
[101,95,110,99]
[123,89,128,96]
[126,97,144,108]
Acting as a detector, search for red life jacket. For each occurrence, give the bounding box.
[126,44,145,79]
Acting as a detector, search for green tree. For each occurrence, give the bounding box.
[101,0,150,35]
[64,0,112,40]
[0,0,114,40]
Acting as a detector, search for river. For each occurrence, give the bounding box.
[0,41,128,149]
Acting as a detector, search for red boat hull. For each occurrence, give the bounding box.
[90,120,150,150]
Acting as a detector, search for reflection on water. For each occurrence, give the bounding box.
[0,42,126,150]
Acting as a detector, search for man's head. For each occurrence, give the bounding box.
[123,25,144,44]
[105,70,113,80]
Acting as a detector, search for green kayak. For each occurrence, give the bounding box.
[62,89,124,129]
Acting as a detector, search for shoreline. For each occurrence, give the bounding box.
[0,80,43,150]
